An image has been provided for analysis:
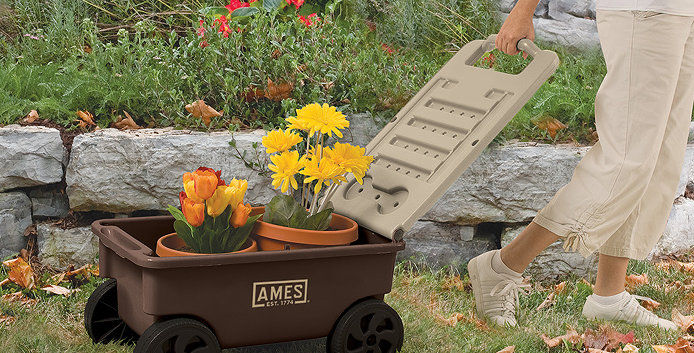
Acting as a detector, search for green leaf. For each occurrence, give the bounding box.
[302,208,333,231]
[199,6,229,18]
[173,220,197,251]
[231,7,259,18]
[262,0,283,11]
[264,194,304,227]
[167,205,186,222]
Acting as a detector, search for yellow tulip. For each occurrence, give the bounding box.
[227,179,248,211]
[182,173,203,202]
[206,186,235,217]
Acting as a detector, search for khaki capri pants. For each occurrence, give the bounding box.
[532,10,694,260]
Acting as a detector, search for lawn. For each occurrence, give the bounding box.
[1,254,692,353]
[0,0,648,145]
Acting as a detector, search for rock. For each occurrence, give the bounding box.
[0,192,31,259]
[649,197,694,257]
[501,224,598,280]
[676,145,694,198]
[66,129,277,213]
[0,125,66,192]
[339,113,385,148]
[547,0,596,20]
[37,224,98,268]
[29,186,70,218]
[424,143,589,224]
[533,16,600,49]
[397,221,496,268]
[498,0,550,17]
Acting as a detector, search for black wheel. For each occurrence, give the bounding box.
[134,318,221,353]
[84,278,138,344]
[328,299,404,353]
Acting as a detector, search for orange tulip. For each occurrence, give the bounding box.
[182,172,203,202]
[192,169,218,200]
[230,203,252,228]
[182,198,205,227]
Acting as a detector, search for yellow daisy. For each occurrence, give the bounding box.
[295,103,349,138]
[262,129,303,154]
[301,155,347,194]
[268,150,305,193]
[286,116,310,132]
[324,143,374,184]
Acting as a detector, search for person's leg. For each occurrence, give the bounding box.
[499,222,559,273]
[470,10,693,327]
[593,254,628,296]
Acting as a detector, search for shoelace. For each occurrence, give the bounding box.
[489,276,531,317]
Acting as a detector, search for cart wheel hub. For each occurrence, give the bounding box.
[366,334,377,346]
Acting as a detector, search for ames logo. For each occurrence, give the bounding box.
[252,279,309,308]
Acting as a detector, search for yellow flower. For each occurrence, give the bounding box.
[324,143,375,184]
[206,185,235,217]
[227,178,248,211]
[295,103,349,138]
[301,155,346,194]
[268,151,305,193]
[262,129,303,154]
[286,116,309,132]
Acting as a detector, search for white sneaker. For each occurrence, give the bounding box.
[582,293,678,330]
[468,250,529,327]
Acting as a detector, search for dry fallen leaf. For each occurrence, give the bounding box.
[625,273,649,291]
[554,281,567,294]
[2,257,35,289]
[76,110,96,128]
[113,111,141,130]
[652,337,694,353]
[22,110,39,124]
[584,326,635,351]
[533,115,567,139]
[185,99,222,127]
[496,346,515,353]
[673,309,694,333]
[0,314,16,326]
[622,343,639,352]
[639,297,661,311]
[541,329,582,348]
[42,284,80,296]
[537,292,556,311]
[264,78,294,101]
[675,261,694,274]
[2,291,38,307]
[441,275,468,292]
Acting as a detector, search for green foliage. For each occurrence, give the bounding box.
[264,194,332,230]
[167,205,261,253]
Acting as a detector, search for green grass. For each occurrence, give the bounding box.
[0,258,691,352]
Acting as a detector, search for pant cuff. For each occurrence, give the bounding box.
[598,246,650,260]
[532,212,596,259]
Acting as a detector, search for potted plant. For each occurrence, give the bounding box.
[253,103,374,250]
[157,167,262,257]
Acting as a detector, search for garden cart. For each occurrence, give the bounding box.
[84,35,559,353]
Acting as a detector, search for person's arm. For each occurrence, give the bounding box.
[495,0,539,58]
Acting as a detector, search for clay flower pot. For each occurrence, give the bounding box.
[250,207,358,251]
[156,233,258,257]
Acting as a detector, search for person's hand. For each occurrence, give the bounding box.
[496,0,537,58]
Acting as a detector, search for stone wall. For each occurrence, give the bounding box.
[497,0,600,49]
[1,118,693,279]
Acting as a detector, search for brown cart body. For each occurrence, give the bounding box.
[93,216,403,348]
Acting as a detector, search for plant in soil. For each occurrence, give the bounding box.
[166,167,261,253]
[261,102,374,230]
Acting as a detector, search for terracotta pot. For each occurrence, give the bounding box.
[156,233,257,257]
[250,206,358,251]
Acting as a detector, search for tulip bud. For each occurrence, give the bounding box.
[182,198,205,227]
[192,169,219,200]
[206,186,234,218]
[230,203,252,228]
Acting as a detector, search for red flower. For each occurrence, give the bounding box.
[197,19,206,37]
[286,0,304,9]
[226,0,250,13]
[381,43,395,54]
[214,15,232,37]
[298,13,320,27]
[179,191,187,208]
[200,40,209,48]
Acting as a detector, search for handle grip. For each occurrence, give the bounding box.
[483,34,541,57]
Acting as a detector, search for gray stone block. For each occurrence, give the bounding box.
[0,125,66,192]
[0,191,31,259]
